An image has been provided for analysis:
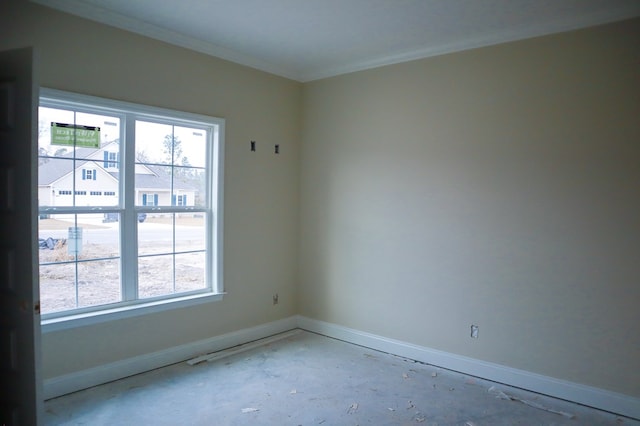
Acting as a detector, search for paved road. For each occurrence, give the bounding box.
[39,221,205,246]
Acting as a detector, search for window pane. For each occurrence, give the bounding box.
[135,121,172,165]
[38,158,73,207]
[176,214,205,252]
[138,213,206,255]
[175,252,205,293]
[77,259,121,308]
[39,107,121,211]
[76,160,118,206]
[135,121,206,207]
[173,126,206,207]
[38,106,74,158]
[138,213,174,256]
[39,260,121,314]
[191,169,207,208]
[39,158,119,208]
[138,255,174,299]
[138,212,207,298]
[173,126,206,168]
[38,107,120,159]
[76,112,120,147]
[39,263,76,315]
[38,213,120,259]
[134,172,208,209]
[38,213,121,313]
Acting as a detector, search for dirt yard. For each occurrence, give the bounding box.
[38,215,206,315]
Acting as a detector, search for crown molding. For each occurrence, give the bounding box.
[300,4,640,81]
[31,0,640,83]
[30,0,303,81]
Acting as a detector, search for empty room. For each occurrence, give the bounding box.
[1,0,639,424]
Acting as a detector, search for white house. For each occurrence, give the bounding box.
[38,141,198,209]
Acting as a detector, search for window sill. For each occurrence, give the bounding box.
[41,292,225,333]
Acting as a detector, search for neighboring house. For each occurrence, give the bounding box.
[38,141,198,210]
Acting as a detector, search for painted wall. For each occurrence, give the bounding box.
[1,0,301,379]
[2,0,639,402]
[300,18,640,397]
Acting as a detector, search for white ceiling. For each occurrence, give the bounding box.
[33,0,640,82]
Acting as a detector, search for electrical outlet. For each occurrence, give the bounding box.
[273,294,279,305]
[471,325,479,338]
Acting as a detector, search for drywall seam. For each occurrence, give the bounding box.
[296,316,640,420]
[42,316,298,400]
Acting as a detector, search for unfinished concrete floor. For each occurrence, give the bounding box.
[44,330,637,425]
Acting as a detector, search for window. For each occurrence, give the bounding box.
[38,89,224,327]
[83,168,96,180]
[103,151,118,169]
[142,193,158,206]
[173,194,188,206]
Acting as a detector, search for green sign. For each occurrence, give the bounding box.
[51,122,101,148]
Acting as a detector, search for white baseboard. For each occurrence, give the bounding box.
[43,314,639,420]
[43,316,298,400]
[296,316,640,421]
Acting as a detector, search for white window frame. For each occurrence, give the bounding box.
[39,88,225,332]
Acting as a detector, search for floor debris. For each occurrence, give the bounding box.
[488,386,575,418]
[431,372,437,377]
[241,407,259,413]
[187,330,301,365]
[347,403,359,414]
[45,331,620,425]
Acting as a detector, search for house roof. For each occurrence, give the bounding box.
[38,142,115,185]
[38,157,79,185]
[39,142,198,191]
[107,165,198,191]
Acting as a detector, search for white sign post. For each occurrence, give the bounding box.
[68,227,83,256]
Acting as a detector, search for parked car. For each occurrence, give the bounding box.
[103,212,118,223]
[103,212,147,223]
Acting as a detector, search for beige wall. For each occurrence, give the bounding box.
[1,0,301,378]
[300,19,640,396]
[2,0,639,401]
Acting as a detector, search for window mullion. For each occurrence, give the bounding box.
[121,113,138,301]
